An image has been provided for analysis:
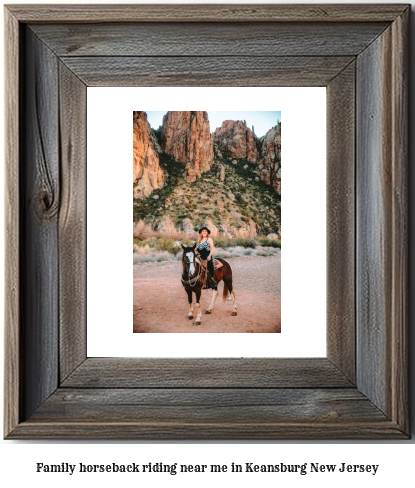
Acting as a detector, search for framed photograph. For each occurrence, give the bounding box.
[87,87,326,358]
[130,107,283,334]
[4,4,409,439]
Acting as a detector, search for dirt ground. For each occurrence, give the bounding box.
[133,252,281,333]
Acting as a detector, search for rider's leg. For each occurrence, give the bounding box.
[208,258,217,288]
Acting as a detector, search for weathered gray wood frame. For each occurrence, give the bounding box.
[4,4,409,439]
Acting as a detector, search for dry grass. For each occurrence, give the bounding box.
[136,244,151,256]
[134,220,188,243]
[159,229,184,241]
[133,227,281,264]
[214,245,279,259]
[133,244,280,263]
[133,219,154,240]
[133,250,179,264]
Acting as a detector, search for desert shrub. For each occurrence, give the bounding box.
[133,250,175,264]
[137,244,151,256]
[171,245,182,255]
[256,249,269,257]
[228,246,254,256]
[133,219,154,240]
[213,245,279,259]
[229,238,256,248]
[259,246,280,255]
[259,238,281,248]
[214,237,231,249]
[212,248,232,258]
[154,237,176,253]
[181,237,197,247]
[134,238,154,248]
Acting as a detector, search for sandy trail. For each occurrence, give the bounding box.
[133,253,281,333]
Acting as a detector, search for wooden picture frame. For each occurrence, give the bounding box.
[4,4,409,439]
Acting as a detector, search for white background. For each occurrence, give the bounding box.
[87,87,326,357]
[1,0,414,485]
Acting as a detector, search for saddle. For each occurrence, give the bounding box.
[195,257,223,270]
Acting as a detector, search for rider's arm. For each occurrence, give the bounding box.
[207,237,214,260]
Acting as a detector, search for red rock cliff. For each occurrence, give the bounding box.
[257,124,281,192]
[212,120,259,163]
[161,111,214,183]
[133,111,165,199]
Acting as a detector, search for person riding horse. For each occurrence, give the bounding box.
[181,232,237,323]
[195,227,217,289]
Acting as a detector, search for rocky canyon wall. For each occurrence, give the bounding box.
[213,120,259,163]
[161,111,214,182]
[133,111,165,199]
[257,124,281,192]
[214,119,281,192]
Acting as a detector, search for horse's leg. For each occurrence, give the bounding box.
[230,289,237,316]
[206,268,223,313]
[224,269,237,316]
[205,289,218,314]
[194,288,202,325]
[186,289,194,319]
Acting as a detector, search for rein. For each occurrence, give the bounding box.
[181,253,204,287]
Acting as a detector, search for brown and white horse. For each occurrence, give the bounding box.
[181,244,237,325]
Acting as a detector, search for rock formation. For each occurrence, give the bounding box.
[217,219,257,239]
[213,120,259,163]
[256,124,281,192]
[133,111,165,199]
[179,218,195,238]
[155,215,176,235]
[201,219,219,238]
[161,111,214,182]
[133,113,281,244]
[218,165,226,181]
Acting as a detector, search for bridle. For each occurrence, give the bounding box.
[181,250,203,287]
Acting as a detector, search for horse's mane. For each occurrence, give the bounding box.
[181,251,187,273]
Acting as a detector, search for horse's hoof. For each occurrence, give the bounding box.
[187,315,193,320]
[204,310,211,314]
[194,320,201,326]
[231,311,237,316]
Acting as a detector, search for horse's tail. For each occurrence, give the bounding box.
[223,282,229,303]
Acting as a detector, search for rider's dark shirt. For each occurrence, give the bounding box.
[197,239,211,260]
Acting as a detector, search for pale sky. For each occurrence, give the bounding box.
[146,111,281,138]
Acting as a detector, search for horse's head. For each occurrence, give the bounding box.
[181,243,197,276]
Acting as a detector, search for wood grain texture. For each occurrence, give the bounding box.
[6,4,409,23]
[4,5,409,439]
[326,62,356,383]
[355,21,409,429]
[389,8,409,433]
[58,62,87,381]
[32,388,386,422]
[31,22,388,57]
[20,28,60,419]
[62,358,353,388]
[4,6,21,438]
[61,56,355,87]
[356,30,390,416]
[8,418,406,441]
